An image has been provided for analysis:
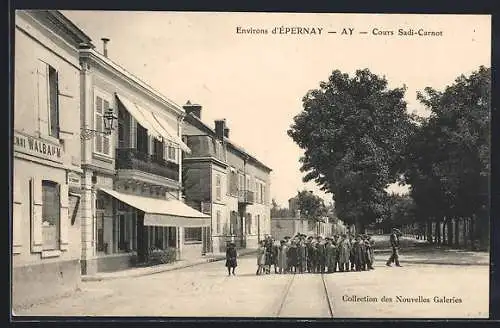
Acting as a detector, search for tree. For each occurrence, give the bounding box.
[295,190,326,221]
[288,69,414,233]
[403,66,490,249]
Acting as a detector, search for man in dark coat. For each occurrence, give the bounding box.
[386,228,402,267]
[297,239,307,274]
[352,236,364,271]
[316,236,326,273]
[306,237,314,273]
[287,240,298,273]
[349,235,355,271]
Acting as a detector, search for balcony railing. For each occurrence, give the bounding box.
[238,190,254,204]
[116,148,179,182]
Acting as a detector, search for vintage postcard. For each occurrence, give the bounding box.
[11,10,491,319]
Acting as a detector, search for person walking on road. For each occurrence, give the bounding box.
[386,228,403,267]
[225,242,237,276]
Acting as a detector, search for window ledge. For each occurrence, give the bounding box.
[41,250,61,258]
[93,152,114,163]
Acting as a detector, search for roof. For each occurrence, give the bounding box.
[26,10,94,47]
[79,48,184,117]
[183,112,272,172]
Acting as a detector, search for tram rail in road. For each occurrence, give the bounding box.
[274,272,334,318]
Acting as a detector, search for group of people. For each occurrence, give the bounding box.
[255,233,376,275]
[225,227,403,276]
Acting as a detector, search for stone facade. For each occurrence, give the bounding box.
[182,104,272,252]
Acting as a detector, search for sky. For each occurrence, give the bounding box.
[61,11,491,207]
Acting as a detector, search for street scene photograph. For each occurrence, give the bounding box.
[11,11,490,319]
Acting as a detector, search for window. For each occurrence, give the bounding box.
[184,227,202,242]
[216,174,221,200]
[255,182,259,202]
[48,66,59,138]
[42,181,60,250]
[118,106,130,148]
[94,92,112,156]
[96,212,105,252]
[153,139,164,162]
[262,185,266,204]
[165,144,177,162]
[216,211,221,234]
[136,123,148,155]
[37,60,59,139]
[238,174,244,192]
[230,212,238,235]
[246,214,252,234]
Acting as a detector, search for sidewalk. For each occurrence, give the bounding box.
[82,248,257,282]
[374,248,489,266]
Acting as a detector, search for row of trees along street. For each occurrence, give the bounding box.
[287,66,490,251]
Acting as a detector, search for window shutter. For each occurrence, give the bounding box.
[58,73,76,139]
[59,184,69,250]
[13,178,23,253]
[30,177,43,253]
[37,60,49,136]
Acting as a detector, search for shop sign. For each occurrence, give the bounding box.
[14,131,63,163]
[67,172,81,188]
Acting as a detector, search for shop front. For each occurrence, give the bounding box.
[89,187,210,272]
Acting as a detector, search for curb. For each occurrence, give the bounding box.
[82,250,257,282]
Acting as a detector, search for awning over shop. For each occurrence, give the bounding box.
[116,93,191,154]
[151,112,191,154]
[99,188,210,228]
[115,93,163,140]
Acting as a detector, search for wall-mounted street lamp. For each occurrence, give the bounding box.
[81,108,118,140]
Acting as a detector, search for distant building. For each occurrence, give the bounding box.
[182,102,272,252]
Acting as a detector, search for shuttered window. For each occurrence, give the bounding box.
[94,91,112,156]
[13,178,23,254]
[37,60,59,139]
[41,181,60,250]
[30,178,69,254]
[216,210,221,234]
[216,174,221,200]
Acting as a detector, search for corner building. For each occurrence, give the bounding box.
[78,41,209,274]
[182,102,272,253]
[12,10,92,307]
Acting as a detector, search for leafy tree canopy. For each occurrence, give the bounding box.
[288,69,415,232]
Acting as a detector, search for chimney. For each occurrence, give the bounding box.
[101,38,110,58]
[183,100,202,119]
[224,127,230,138]
[214,119,226,140]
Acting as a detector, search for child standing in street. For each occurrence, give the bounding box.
[225,242,237,276]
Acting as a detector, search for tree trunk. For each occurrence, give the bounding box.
[469,215,475,250]
[454,218,460,248]
[447,218,453,246]
[463,217,468,249]
[435,220,441,245]
[426,221,433,243]
[442,218,447,245]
